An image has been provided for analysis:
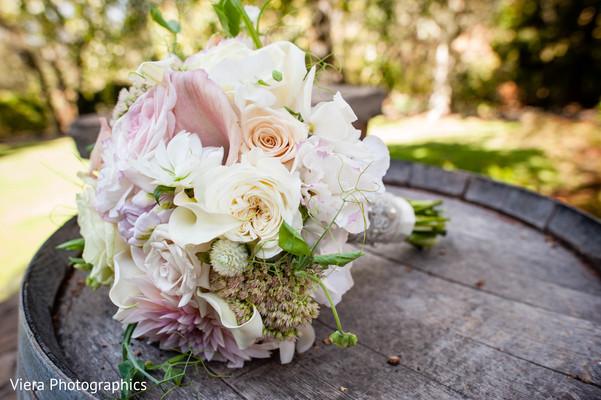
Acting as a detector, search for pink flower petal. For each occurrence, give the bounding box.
[171,69,241,165]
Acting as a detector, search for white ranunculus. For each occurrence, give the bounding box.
[77,182,128,287]
[142,224,210,307]
[169,149,302,258]
[130,131,224,189]
[240,105,308,164]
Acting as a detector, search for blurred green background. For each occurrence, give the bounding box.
[1,0,600,301]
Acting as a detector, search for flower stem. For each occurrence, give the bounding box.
[295,271,343,334]
[234,2,262,49]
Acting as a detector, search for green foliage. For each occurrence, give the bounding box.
[493,0,601,107]
[150,7,182,34]
[56,237,85,251]
[278,221,312,256]
[153,185,175,205]
[0,93,48,137]
[213,0,243,37]
[313,251,363,268]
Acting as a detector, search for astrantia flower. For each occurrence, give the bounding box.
[118,276,275,368]
[210,238,250,277]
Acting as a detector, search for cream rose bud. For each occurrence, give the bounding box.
[240,105,308,163]
[142,224,210,307]
[76,181,128,287]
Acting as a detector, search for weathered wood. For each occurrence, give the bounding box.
[0,295,18,400]
[548,203,601,269]
[17,161,601,399]
[409,163,470,197]
[463,176,557,230]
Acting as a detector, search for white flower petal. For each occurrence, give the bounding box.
[109,250,143,310]
[169,191,240,247]
[296,324,315,354]
[196,292,264,350]
[279,341,295,364]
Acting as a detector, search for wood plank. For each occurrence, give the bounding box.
[548,203,601,271]
[54,269,244,399]
[387,186,601,295]
[408,164,470,197]
[463,176,557,230]
[221,321,469,400]
[317,253,601,399]
[0,295,18,400]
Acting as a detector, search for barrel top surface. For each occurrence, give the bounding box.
[20,162,601,399]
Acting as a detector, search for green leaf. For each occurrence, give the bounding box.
[197,251,211,264]
[153,185,175,205]
[257,79,270,86]
[69,257,93,270]
[272,69,282,81]
[329,331,357,348]
[313,250,363,268]
[167,354,188,365]
[56,237,85,251]
[165,367,184,385]
[150,7,181,34]
[212,0,241,38]
[278,221,311,256]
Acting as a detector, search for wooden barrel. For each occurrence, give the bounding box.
[17,161,601,399]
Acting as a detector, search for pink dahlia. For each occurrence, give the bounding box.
[120,276,274,368]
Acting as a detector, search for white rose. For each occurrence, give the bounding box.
[76,180,128,287]
[169,149,303,258]
[240,105,308,164]
[142,224,210,307]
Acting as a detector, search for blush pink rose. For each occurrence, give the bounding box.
[111,73,178,163]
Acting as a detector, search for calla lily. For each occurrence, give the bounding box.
[109,250,144,311]
[196,291,264,350]
[171,69,241,165]
[169,191,240,247]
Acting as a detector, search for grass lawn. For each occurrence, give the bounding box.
[0,137,86,301]
[370,111,601,218]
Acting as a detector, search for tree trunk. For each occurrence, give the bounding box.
[427,40,453,120]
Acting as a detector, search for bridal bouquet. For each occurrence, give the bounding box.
[62,1,446,395]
